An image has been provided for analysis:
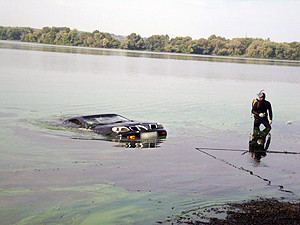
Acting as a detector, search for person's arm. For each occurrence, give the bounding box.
[252,102,259,117]
[268,102,273,120]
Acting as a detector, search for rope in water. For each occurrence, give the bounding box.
[195,148,294,194]
[196,147,300,155]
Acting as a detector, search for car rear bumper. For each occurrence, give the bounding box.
[120,129,167,140]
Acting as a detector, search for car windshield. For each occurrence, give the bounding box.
[83,115,130,127]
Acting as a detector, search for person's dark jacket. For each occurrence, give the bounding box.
[252,99,273,120]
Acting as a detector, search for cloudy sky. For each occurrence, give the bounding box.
[1,0,299,42]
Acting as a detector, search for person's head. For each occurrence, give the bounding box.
[257,91,266,100]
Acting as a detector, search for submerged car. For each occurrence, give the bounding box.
[63,114,167,140]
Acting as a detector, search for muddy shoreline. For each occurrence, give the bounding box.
[174,198,300,224]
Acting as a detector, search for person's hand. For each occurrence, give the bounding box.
[259,113,265,117]
[269,120,272,125]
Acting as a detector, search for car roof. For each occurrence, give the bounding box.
[65,114,122,122]
[81,114,119,119]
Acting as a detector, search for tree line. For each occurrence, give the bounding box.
[0,26,299,60]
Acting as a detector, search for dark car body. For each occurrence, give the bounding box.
[63,114,167,140]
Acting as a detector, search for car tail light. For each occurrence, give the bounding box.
[127,135,135,139]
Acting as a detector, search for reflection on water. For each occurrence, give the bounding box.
[111,138,165,148]
[70,136,166,149]
[1,40,300,67]
[249,128,271,163]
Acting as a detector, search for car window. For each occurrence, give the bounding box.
[83,115,129,125]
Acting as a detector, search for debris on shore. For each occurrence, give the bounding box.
[175,198,300,225]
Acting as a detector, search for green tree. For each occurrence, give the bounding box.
[0,26,299,60]
[145,35,169,52]
[4,27,31,40]
[209,38,226,55]
[261,42,276,59]
[42,27,51,34]
[54,30,69,45]
[189,38,210,54]
[245,40,264,58]
[208,34,226,41]
[121,33,145,50]
[165,36,192,53]
[79,32,92,46]
[286,42,300,60]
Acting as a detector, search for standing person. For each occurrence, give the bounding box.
[251,90,273,132]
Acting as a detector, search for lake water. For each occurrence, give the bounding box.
[0,40,299,224]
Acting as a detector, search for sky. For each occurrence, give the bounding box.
[0,0,299,42]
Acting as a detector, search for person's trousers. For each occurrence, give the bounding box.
[254,118,271,132]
